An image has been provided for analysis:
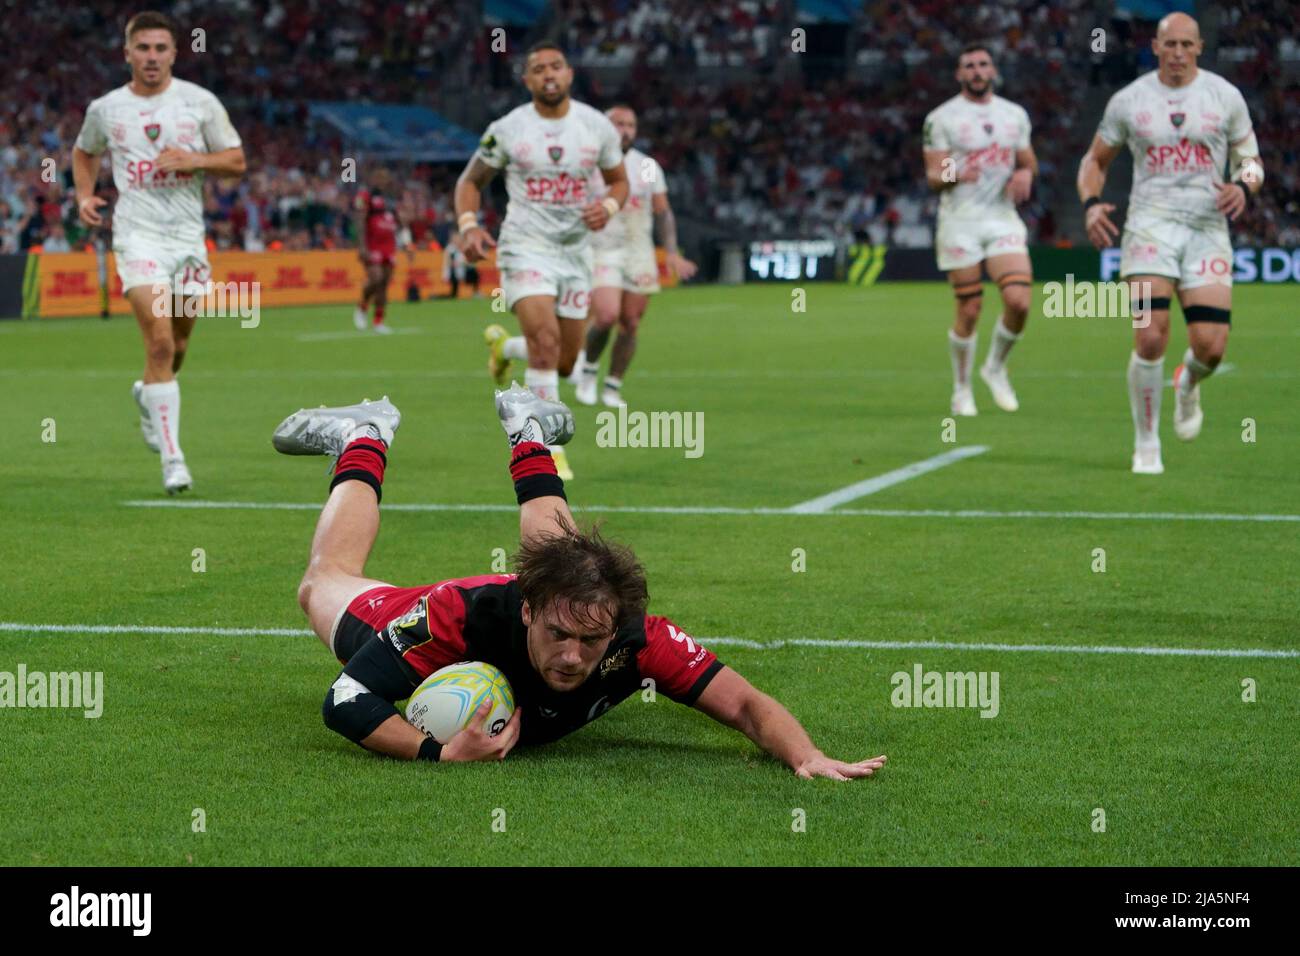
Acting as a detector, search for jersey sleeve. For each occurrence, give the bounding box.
[597,115,623,170]
[1015,105,1032,150]
[74,99,108,154]
[1225,85,1254,143]
[1096,91,1128,148]
[649,158,668,196]
[636,615,722,704]
[201,94,242,151]
[475,119,508,169]
[922,109,948,151]
[377,586,470,681]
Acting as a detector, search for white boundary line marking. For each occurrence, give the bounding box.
[296,328,425,343]
[2,622,1294,658]
[121,500,1300,522]
[788,446,989,513]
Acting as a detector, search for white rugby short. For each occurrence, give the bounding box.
[498,241,593,319]
[593,243,661,295]
[935,213,1028,272]
[112,229,211,296]
[1119,209,1234,290]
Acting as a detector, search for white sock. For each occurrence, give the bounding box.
[503,336,528,361]
[524,367,559,402]
[984,316,1021,372]
[603,375,622,392]
[524,368,563,455]
[1127,352,1164,449]
[142,380,183,462]
[1182,347,1214,391]
[948,330,976,391]
[569,349,587,381]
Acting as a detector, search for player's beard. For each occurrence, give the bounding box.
[535,86,569,108]
[962,77,991,97]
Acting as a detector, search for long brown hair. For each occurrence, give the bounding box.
[514,520,648,633]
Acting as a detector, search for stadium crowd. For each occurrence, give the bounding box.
[0,0,1293,255]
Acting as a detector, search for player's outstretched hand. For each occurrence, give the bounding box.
[461,226,496,263]
[155,147,199,173]
[1215,182,1248,221]
[1085,202,1119,249]
[441,700,521,762]
[78,196,106,227]
[795,753,886,781]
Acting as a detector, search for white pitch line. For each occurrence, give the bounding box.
[296,328,425,342]
[788,445,990,513]
[2,622,1294,659]
[120,499,1300,523]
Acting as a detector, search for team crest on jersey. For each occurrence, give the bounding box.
[548,145,564,163]
[982,123,993,135]
[144,123,161,141]
[1170,112,1185,128]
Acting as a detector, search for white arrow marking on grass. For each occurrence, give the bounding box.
[2,622,1296,659]
[787,445,990,513]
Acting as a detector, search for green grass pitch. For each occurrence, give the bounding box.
[1,282,1297,866]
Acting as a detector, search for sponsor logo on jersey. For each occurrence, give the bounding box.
[1143,140,1213,174]
[524,171,587,203]
[599,647,633,679]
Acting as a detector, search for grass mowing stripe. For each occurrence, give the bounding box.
[4,622,1294,658]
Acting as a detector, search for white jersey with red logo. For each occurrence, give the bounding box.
[1096,68,1253,227]
[474,99,622,251]
[923,94,1031,220]
[74,78,242,244]
[591,147,667,251]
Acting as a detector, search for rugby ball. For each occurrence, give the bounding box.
[404,661,515,743]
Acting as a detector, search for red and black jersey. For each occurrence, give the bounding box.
[334,575,723,746]
[355,188,398,252]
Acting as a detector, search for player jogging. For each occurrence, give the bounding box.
[73,10,246,494]
[923,42,1038,417]
[1078,12,1263,475]
[572,105,696,408]
[352,169,402,334]
[457,42,629,480]
[271,387,886,779]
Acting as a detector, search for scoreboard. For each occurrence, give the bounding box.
[746,239,838,281]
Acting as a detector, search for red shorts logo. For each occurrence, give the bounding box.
[559,288,590,310]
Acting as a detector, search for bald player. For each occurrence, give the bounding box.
[1079,13,1263,474]
[458,41,628,481]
